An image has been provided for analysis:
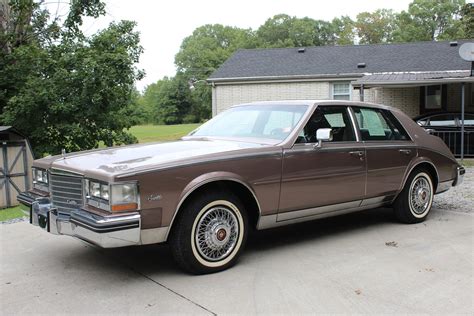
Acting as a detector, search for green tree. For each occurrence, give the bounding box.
[311,19,338,46]
[331,16,355,45]
[257,14,341,47]
[175,24,257,80]
[393,0,466,42]
[460,2,474,38]
[0,1,143,156]
[147,76,194,125]
[355,9,397,44]
[288,17,317,47]
[174,24,257,122]
[256,14,295,47]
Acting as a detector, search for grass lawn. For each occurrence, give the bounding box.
[459,159,474,168]
[128,123,201,143]
[0,206,27,222]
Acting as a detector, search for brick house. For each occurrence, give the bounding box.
[207,40,474,118]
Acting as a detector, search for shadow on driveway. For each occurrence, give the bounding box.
[101,207,397,274]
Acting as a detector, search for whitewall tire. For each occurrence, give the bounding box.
[170,192,248,274]
[394,169,434,224]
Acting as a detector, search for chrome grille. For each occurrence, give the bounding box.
[50,172,84,214]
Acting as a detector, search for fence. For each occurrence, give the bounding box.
[430,130,473,157]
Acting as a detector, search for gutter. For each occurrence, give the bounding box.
[207,73,366,85]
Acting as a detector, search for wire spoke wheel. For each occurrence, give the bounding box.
[194,205,239,262]
[409,175,432,215]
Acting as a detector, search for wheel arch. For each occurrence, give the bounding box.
[397,159,439,199]
[165,174,262,241]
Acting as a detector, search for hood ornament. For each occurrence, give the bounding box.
[61,148,66,159]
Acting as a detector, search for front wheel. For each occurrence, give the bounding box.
[170,191,248,274]
[393,170,434,224]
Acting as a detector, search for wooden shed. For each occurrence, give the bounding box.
[0,126,34,208]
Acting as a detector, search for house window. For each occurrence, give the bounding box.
[425,85,443,109]
[332,82,351,100]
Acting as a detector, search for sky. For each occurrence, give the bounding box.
[77,0,415,91]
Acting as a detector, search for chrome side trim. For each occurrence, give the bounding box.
[287,143,364,153]
[140,227,169,245]
[360,196,388,206]
[165,177,263,241]
[258,201,388,230]
[277,200,361,222]
[361,143,415,148]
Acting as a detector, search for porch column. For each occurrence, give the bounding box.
[359,84,364,102]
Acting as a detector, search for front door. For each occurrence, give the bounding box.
[278,105,366,221]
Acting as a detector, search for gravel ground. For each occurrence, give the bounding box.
[433,166,474,213]
[1,216,28,225]
[2,167,472,224]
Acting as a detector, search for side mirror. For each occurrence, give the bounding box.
[315,128,333,148]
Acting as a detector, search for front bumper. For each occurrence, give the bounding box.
[453,166,465,187]
[17,191,141,248]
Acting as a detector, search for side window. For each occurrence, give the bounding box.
[458,114,474,126]
[353,107,410,141]
[428,114,456,127]
[297,106,355,143]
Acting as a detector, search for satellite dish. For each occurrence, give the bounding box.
[459,43,474,61]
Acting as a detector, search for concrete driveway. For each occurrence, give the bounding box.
[1,205,473,315]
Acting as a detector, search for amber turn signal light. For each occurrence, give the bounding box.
[111,203,138,212]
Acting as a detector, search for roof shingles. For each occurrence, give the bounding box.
[208,40,473,81]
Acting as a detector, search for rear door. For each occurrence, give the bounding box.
[278,105,366,220]
[352,107,416,201]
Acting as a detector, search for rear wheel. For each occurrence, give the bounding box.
[170,191,248,274]
[393,169,434,223]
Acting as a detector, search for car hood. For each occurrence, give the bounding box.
[34,139,273,181]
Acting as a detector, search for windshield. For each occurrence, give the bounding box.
[190,104,308,141]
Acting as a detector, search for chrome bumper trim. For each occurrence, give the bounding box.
[436,180,454,194]
[17,192,141,248]
[453,166,465,187]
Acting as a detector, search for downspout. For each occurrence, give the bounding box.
[360,84,365,102]
[211,81,217,117]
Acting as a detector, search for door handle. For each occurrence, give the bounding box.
[349,151,364,157]
[399,149,412,155]
[349,151,364,156]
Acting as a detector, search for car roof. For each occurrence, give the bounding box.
[232,99,393,111]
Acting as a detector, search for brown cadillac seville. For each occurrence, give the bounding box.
[18,100,465,274]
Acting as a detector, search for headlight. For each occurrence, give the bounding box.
[32,167,49,192]
[87,180,109,200]
[86,179,138,212]
[110,183,139,212]
[32,168,48,184]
